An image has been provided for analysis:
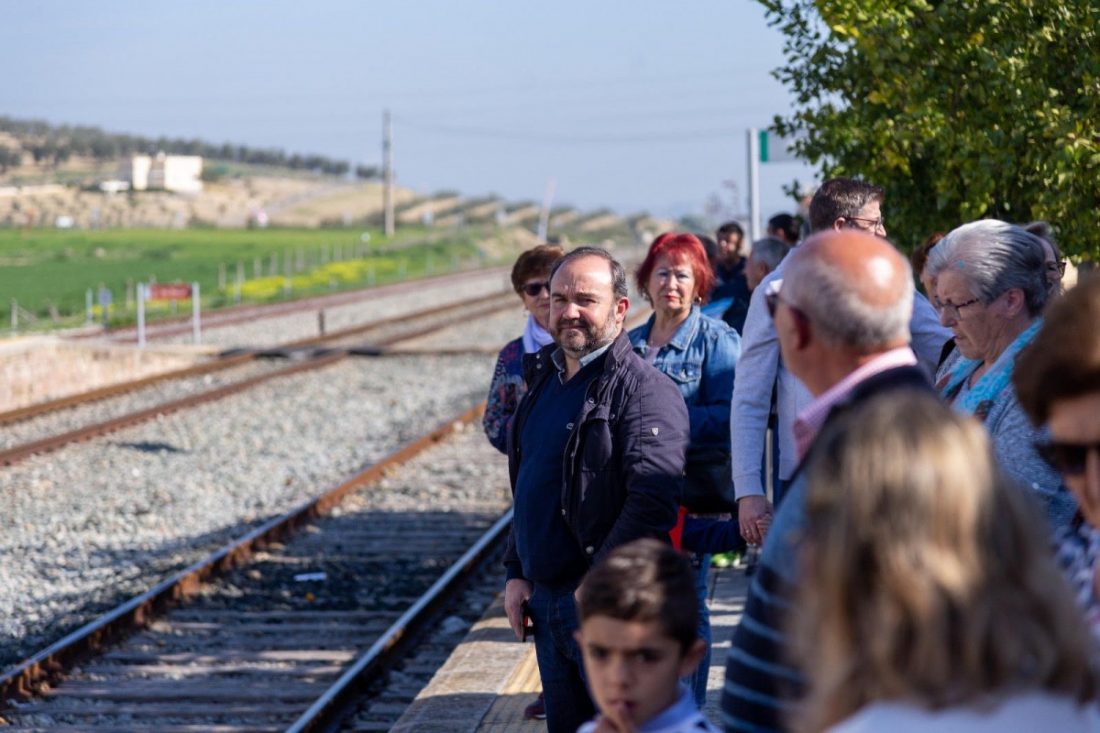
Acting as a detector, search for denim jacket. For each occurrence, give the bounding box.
[628,306,741,452]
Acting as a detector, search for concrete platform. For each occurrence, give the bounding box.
[392,565,748,732]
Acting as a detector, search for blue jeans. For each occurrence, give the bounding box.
[687,553,712,708]
[528,583,596,733]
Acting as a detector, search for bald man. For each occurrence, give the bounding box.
[731,178,949,546]
[721,230,935,733]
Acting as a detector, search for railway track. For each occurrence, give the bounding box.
[0,406,512,732]
[0,291,517,465]
[79,266,510,345]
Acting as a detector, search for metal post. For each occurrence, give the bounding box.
[748,128,762,244]
[235,262,244,303]
[10,299,17,334]
[318,310,326,336]
[137,283,146,349]
[191,282,201,345]
[86,289,93,324]
[537,178,556,242]
[383,109,394,237]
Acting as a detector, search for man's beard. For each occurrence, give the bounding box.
[555,312,619,359]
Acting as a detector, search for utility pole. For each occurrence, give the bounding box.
[537,178,556,242]
[747,128,762,243]
[383,109,394,237]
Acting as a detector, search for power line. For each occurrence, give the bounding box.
[392,116,742,145]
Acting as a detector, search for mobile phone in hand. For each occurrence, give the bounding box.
[521,600,535,642]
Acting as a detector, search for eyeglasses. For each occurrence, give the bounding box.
[765,290,781,318]
[765,290,801,319]
[1035,439,1100,476]
[934,297,982,321]
[847,215,885,232]
[1047,260,1067,276]
[521,281,550,297]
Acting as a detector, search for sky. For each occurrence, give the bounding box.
[0,1,818,224]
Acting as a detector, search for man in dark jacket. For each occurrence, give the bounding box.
[721,229,933,732]
[503,246,690,733]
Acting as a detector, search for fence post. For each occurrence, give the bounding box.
[137,283,146,349]
[11,298,17,334]
[235,262,244,304]
[86,289,94,324]
[191,282,201,345]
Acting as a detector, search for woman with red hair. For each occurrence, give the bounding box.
[629,231,742,708]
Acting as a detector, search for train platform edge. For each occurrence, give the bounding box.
[390,564,749,732]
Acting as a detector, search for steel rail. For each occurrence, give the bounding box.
[276,290,514,351]
[0,351,346,466]
[0,402,487,705]
[79,265,510,342]
[0,353,257,428]
[0,297,639,466]
[0,293,516,466]
[285,509,512,733]
[0,289,512,428]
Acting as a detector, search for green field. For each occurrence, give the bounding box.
[0,227,495,330]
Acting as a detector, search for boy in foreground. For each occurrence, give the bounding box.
[575,539,719,733]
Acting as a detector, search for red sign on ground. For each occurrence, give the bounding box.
[147,283,193,301]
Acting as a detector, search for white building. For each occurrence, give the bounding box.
[121,153,203,193]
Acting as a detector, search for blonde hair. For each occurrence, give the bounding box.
[791,392,1096,732]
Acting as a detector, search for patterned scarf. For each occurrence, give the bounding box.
[937,317,1043,421]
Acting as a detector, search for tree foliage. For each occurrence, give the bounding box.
[761,0,1100,258]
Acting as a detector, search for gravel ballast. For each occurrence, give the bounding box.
[0,344,515,668]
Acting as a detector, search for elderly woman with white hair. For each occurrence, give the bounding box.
[924,219,1076,532]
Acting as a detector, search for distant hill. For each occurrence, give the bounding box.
[0,115,378,181]
[0,115,671,238]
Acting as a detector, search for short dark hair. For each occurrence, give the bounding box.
[809,177,885,232]
[910,231,945,281]
[510,244,565,293]
[767,213,800,243]
[549,246,628,299]
[1014,276,1100,425]
[716,221,744,242]
[696,234,718,263]
[576,539,698,650]
[1023,220,1063,262]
